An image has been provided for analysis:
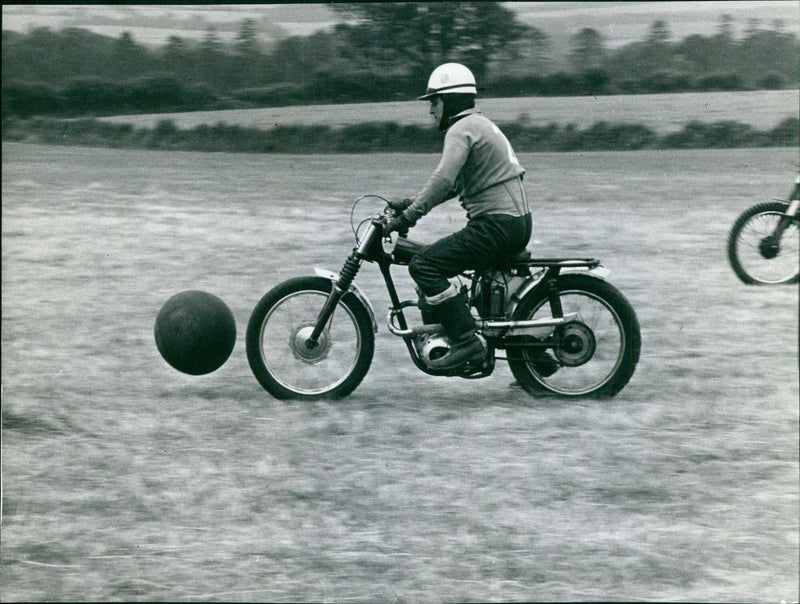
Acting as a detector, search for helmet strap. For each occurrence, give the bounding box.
[439,94,476,132]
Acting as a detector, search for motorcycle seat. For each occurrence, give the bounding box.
[490,251,601,271]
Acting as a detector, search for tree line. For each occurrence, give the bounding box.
[2,2,798,119]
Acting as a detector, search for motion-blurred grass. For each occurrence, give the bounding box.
[2,143,798,601]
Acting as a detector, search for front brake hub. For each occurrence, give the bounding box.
[759,235,780,259]
[554,321,596,367]
[290,321,330,364]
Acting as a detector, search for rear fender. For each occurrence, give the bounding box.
[506,265,611,318]
[314,267,378,333]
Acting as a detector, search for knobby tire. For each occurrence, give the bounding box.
[727,201,799,285]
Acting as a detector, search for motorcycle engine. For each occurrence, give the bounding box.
[418,334,450,363]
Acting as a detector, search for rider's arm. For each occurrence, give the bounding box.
[402,135,470,225]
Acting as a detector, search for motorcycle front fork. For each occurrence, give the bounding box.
[307,251,363,348]
[307,220,388,348]
[774,199,799,237]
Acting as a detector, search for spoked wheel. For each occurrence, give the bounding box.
[727,202,799,285]
[508,274,641,398]
[246,277,374,400]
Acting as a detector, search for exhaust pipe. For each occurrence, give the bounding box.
[387,306,578,337]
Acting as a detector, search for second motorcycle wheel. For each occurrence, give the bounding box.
[727,201,799,285]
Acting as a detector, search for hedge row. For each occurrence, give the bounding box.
[5,71,792,121]
[3,116,797,153]
[1,77,239,119]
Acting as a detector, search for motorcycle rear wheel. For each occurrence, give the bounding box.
[727,201,799,285]
[508,274,641,398]
[246,277,374,400]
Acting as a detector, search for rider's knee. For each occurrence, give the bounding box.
[408,253,428,282]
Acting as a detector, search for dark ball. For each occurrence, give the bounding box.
[155,290,236,375]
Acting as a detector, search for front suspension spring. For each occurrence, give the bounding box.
[336,254,361,290]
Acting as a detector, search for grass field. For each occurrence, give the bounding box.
[2,142,798,602]
[97,89,800,134]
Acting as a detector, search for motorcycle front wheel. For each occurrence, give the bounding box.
[508,273,641,398]
[246,276,374,400]
[727,201,799,285]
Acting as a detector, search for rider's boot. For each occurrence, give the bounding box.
[417,288,439,325]
[427,295,485,370]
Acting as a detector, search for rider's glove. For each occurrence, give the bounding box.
[387,198,414,212]
[384,212,413,236]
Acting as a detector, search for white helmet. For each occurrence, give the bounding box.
[418,63,477,100]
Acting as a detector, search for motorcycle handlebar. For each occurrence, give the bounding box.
[381,205,409,239]
[351,195,410,240]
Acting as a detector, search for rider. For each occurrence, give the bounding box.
[386,62,532,370]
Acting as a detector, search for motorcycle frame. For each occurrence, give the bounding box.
[309,215,605,378]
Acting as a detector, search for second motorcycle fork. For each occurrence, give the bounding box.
[775,177,800,239]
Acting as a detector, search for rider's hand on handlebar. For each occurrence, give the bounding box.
[384,213,412,237]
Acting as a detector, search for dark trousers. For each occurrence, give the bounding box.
[409,213,532,299]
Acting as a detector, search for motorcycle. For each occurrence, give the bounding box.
[727,175,799,285]
[246,195,641,400]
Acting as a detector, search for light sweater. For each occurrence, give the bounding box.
[403,108,527,224]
